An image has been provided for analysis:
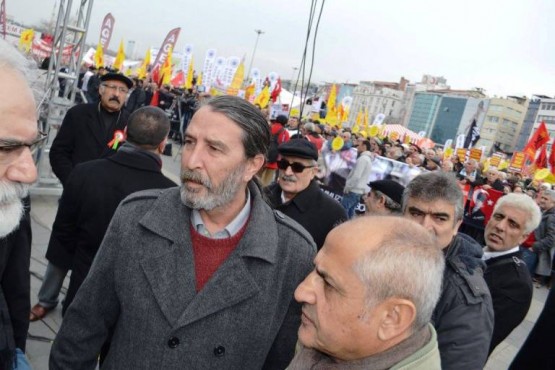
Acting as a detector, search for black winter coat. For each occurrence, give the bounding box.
[49,103,129,186]
[264,180,347,250]
[484,251,532,354]
[44,147,176,313]
[0,198,31,368]
[432,233,494,370]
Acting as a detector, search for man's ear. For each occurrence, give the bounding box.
[157,137,168,154]
[377,298,416,342]
[244,154,265,182]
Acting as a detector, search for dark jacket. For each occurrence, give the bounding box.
[532,207,555,276]
[265,180,347,249]
[509,285,555,370]
[484,250,532,354]
[0,199,31,368]
[432,233,494,370]
[50,184,316,370]
[45,146,176,313]
[49,103,129,186]
[125,88,146,114]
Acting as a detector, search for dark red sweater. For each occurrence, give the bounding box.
[189,222,248,291]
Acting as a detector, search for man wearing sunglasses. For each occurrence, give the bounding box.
[0,39,40,370]
[265,139,347,250]
[30,72,133,322]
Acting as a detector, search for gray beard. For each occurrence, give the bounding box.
[0,180,29,237]
[180,162,246,211]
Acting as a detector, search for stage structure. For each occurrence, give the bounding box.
[32,0,94,195]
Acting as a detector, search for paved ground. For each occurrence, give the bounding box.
[23,148,549,369]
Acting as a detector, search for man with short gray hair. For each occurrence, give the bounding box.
[289,216,444,369]
[403,171,493,370]
[483,193,542,354]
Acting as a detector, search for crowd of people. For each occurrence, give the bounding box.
[2,37,555,369]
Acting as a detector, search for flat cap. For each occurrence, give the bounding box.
[278,139,318,161]
[368,179,405,205]
[100,72,133,89]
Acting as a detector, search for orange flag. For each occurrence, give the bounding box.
[523,121,550,160]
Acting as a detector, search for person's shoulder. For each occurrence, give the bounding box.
[119,187,177,211]
[273,209,316,251]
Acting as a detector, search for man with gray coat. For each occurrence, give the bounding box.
[533,189,555,287]
[341,138,374,218]
[49,96,316,369]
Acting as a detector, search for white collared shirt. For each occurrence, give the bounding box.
[482,245,520,261]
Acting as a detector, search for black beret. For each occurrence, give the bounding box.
[278,139,318,161]
[100,72,133,89]
[368,179,405,205]
[274,114,288,126]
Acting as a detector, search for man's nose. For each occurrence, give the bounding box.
[294,271,317,305]
[6,149,38,184]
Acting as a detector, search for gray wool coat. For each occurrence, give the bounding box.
[49,183,316,370]
[533,207,555,277]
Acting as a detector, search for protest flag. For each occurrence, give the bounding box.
[270,77,282,103]
[113,39,125,71]
[94,42,104,67]
[523,121,549,160]
[549,138,555,175]
[19,28,34,53]
[185,56,194,89]
[160,46,173,85]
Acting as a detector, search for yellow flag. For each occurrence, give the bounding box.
[161,46,173,85]
[137,48,150,80]
[355,109,363,128]
[185,56,194,89]
[19,29,34,53]
[245,83,256,101]
[113,39,125,71]
[363,107,369,130]
[254,85,270,108]
[197,72,202,87]
[230,59,245,90]
[94,42,104,67]
[326,84,337,113]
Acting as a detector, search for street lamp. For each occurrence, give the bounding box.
[246,29,264,83]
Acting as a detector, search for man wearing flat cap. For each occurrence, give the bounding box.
[265,139,347,249]
[363,179,405,215]
[30,73,133,322]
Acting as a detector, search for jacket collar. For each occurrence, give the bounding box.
[107,146,162,173]
[280,179,320,213]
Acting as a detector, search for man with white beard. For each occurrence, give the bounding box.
[0,40,42,369]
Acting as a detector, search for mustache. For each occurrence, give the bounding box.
[109,96,120,103]
[0,180,29,205]
[281,175,297,183]
[181,169,211,189]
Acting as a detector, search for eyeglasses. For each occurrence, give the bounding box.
[102,84,129,94]
[277,159,315,173]
[0,132,47,164]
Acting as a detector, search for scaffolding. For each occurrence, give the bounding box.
[32,0,94,195]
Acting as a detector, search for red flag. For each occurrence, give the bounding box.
[480,188,504,224]
[171,70,185,87]
[150,90,159,106]
[535,144,548,169]
[549,139,555,175]
[270,77,282,103]
[523,121,550,160]
[150,65,160,87]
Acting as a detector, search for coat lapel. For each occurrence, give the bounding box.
[85,105,106,147]
[137,184,280,329]
[138,188,197,325]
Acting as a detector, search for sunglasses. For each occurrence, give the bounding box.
[277,159,315,173]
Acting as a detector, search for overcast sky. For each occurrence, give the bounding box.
[8,0,555,98]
